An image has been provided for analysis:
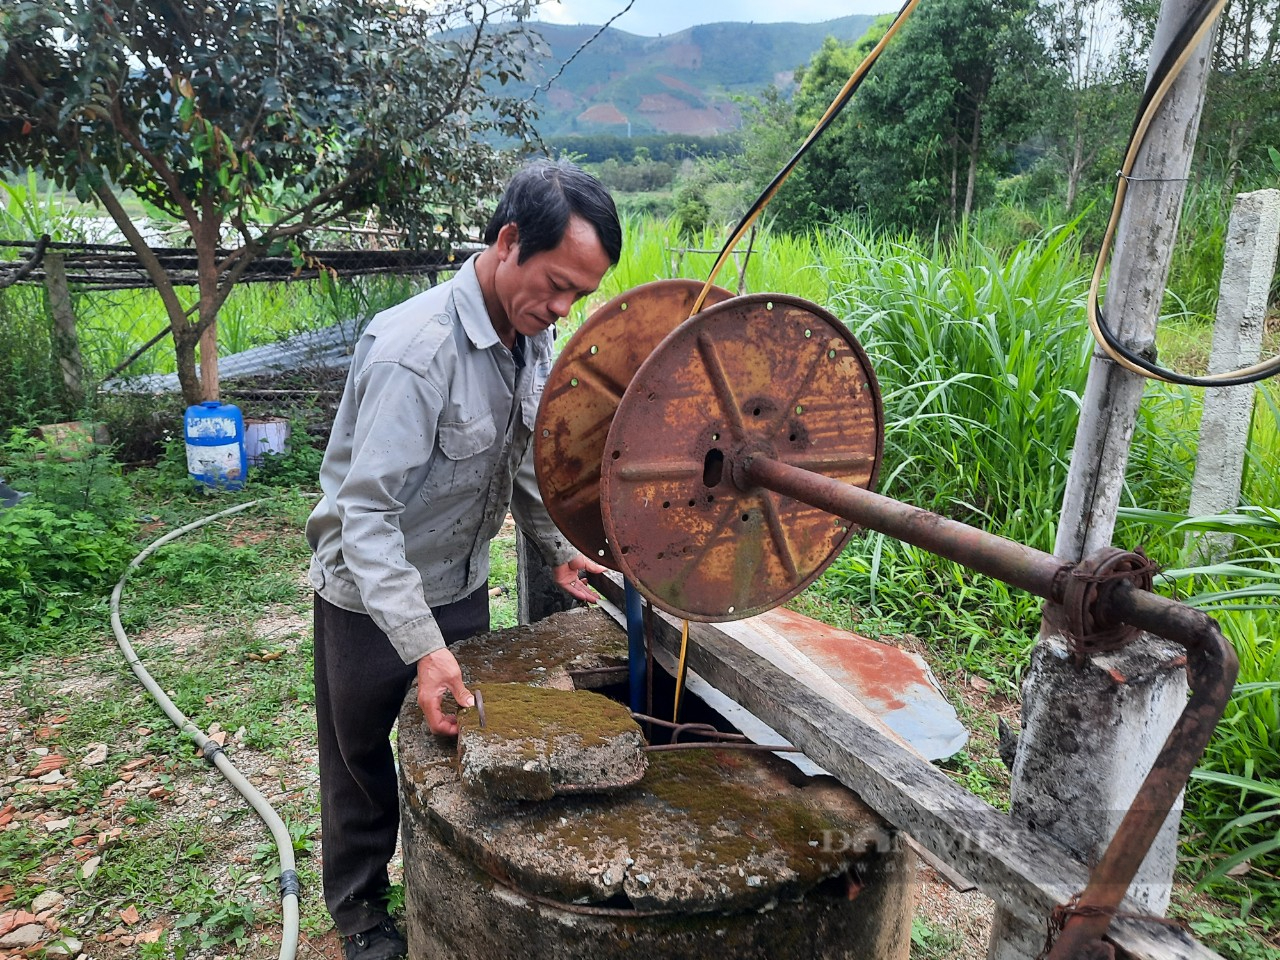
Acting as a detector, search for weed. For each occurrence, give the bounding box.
[1180,909,1277,960]
[252,437,324,488]
[0,431,138,651]
[910,916,966,959]
[0,824,59,899]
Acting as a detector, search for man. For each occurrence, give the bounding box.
[306,159,622,960]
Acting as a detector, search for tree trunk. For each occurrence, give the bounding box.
[1066,125,1084,212]
[963,105,982,219]
[89,180,201,404]
[949,136,959,224]
[193,214,223,403]
[175,326,204,408]
[199,318,220,402]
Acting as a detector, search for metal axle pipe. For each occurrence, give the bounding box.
[741,453,1238,959]
[742,455,1069,600]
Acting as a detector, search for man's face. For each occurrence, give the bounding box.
[491,215,612,342]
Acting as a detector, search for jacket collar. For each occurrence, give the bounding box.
[452,255,500,351]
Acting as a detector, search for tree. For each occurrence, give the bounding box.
[1202,0,1280,187]
[770,1,1050,231]
[765,27,892,230]
[0,0,541,404]
[866,0,1049,225]
[1039,0,1144,211]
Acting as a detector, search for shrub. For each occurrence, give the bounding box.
[0,430,138,652]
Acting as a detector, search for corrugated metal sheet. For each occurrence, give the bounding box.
[757,608,968,761]
[102,315,365,393]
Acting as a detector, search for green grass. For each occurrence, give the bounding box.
[0,447,325,955]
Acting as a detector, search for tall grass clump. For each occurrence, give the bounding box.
[1120,503,1280,923]
[785,221,1097,679]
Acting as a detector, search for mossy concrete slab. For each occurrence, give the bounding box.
[399,609,901,911]
[456,684,647,801]
[443,607,629,689]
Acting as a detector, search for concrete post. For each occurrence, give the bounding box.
[44,253,85,408]
[986,639,1190,960]
[516,528,579,624]
[1187,189,1280,562]
[990,2,1215,957]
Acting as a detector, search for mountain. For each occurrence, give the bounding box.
[514,16,877,138]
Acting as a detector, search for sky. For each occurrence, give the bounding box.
[533,1,897,37]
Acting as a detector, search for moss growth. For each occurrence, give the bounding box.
[519,748,878,907]
[456,609,629,686]
[461,683,639,746]
[456,683,646,800]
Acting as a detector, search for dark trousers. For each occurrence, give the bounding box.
[313,587,489,936]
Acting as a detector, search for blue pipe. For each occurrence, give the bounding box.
[624,579,646,713]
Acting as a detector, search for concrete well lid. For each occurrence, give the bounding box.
[398,609,895,915]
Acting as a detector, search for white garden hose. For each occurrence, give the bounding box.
[109,498,299,960]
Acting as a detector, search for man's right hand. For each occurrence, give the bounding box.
[415,647,474,736]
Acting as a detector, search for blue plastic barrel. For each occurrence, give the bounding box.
[184,401,247,491]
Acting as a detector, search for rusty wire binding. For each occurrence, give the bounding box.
[1046,547,1160,663]
[1037,894,1192,960]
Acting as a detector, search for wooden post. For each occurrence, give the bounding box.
[44,253,84,408]
[1187,188,1280,562]
[991,3,1215,958]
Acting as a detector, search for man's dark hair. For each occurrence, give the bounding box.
[483,159,622,265]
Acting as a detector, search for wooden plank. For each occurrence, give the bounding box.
[592,574,1220,960]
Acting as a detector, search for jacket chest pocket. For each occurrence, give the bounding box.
[438,412,498,460]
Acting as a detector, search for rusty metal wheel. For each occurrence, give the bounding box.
[535,279,732,569]
[599,294,884,620]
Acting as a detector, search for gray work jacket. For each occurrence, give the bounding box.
[306,256,578,663]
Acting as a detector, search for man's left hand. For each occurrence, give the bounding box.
[552,554,606,603]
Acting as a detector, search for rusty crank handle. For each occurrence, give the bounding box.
[741,454,1239,960]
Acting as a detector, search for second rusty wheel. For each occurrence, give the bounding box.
[535,279,732,569]
[599,294,884,621]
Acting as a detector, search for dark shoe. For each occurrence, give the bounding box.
[342,918,407,960]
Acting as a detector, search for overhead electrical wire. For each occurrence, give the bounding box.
[689,0,922,316]
[1089,0,1278,386]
